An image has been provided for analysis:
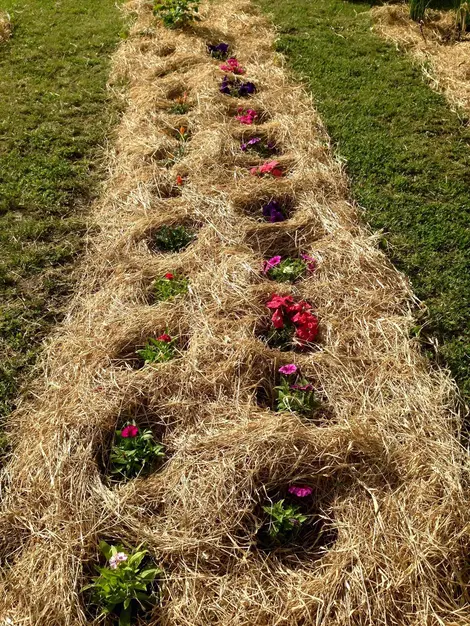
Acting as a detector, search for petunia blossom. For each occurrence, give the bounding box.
[262,199,286,222]
[236,108,258,125]
[288,485,313,498]
[157,333,172,343]
[262,255,282,274]
[266,294,294,310]
[290,382,314,392]
[271,309,284,329]
[301,253,316,273]
[164,273,174,280]
[279,363,297,375]
[207,42,229,59]
[250,160,283,178]
[220,57,245,74]
[121,424,139,438]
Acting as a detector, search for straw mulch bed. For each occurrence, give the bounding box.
[0,0,469,624]
[373,4,470,113]
[0,12,11,43]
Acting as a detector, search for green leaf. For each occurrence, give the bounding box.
[99,540,113,560]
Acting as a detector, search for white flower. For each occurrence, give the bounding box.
[116,552,128,563]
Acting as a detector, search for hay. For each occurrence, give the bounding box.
[0,12,11,43]
[373,4,470,113]
[0,0,469,624]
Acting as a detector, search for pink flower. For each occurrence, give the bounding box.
[164,273,174,280]
[157,333,171,342]
[271,309,284,329]
[121,424,139,438]
[266,294,294,310]
[301,253,316,273]
[290,383,314,391]
[220,57,246,74]
[288,485,313,498]
[279,363,297,375]
[250,160,283,177]
[236,108,258,125]
[109,552,128,569]
[262,255,282,274]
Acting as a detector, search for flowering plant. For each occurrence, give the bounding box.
[265,294,319,349]
[169,92,189,115]
[83,541,161,626]
[263,254,315,283]
[153,0,200,28]
[153,224,195,252]
[109,422,165,480]
[275,364,320,415]
[236,107,258,125]
[137,334,177,364]
[262,499,307,543]
[240,136,277,157]
[207,42,229,60]
[262,199,287,223]
[220,57,245,74]
[250,160,283,178]
[220,75,256,97]
[153,273,188,301]
[164,126,189,166]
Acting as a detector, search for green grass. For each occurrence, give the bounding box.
[0,0,124,419]
[257,0,470,409]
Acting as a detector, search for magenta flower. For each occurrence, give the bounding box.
[262,255,282,274]
[121,424,139,438]
[288,485,313,498]
[279,363,297,375]
[301,253,316,273]
[290,383,314,392]
[220,57,245,75]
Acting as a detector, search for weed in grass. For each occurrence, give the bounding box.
[83,541,160,626]
[152,225,195,253]
[109,422,165,480]
[153,273,189,301]
[153,0,200,29]
[136,335,178,364]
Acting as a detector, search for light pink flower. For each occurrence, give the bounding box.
[109,552,127,569]
[288,485,313,498]
[262,255,282,274]
[279,363,297,375]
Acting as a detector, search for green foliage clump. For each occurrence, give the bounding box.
[409,0,427,22]
[153,225,195,253]
[137,336,178,365]
[262,500,307,542]
[275,376,320,415]
[83,541,161,626]
[153,275,188,301]
[268,258,308,283]
[153,0,200,29]
[109,423,165,480]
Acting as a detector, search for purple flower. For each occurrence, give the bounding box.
[207,42,229,59]
[301,253,316,272]
[262,255,282,274]
[240,137,261,151]
[219,76,256,98]
[279,363,297,375]
[288,485,313,498]
[262,200,286,223]
[238,81,256,96]
[219,75,232,95]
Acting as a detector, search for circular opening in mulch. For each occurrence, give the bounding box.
[255,483,338,564]
[114,332,189,370]
[155,43,176,57]
[255,316,320,354]
[98,400,172,483]
[82,539,161,624]
[237,131,279,159]
[235,194,294,223]
[147,223,198,254]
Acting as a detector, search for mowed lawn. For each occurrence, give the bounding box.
[0,0,123,423]
[257,0,470,410]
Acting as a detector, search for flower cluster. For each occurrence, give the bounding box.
[275,364,320,415]
[220,75,256,97]
[250,160,283,178]
[169,91,189,115]
[262,254,316,282]
[288,485,313,498]
[109,552,128,570]
[207,41,229,59]
[236,107,258,125]
[240,136,277,157]
[262,199,287,223]
[266,294,319,348]
[220,57,245,74]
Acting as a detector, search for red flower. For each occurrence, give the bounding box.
[293,311,319,342]
[164,273,174,280]
[266,294,294,310]
[271,309,284,329]
[176,175,184,186]
[157,333,172,342]
[121,424,139,438]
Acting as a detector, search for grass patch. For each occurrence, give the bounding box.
[0,0,124,419]
[257,0,470,409]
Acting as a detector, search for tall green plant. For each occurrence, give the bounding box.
[456,0,470,35]
[409,0,427,22]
